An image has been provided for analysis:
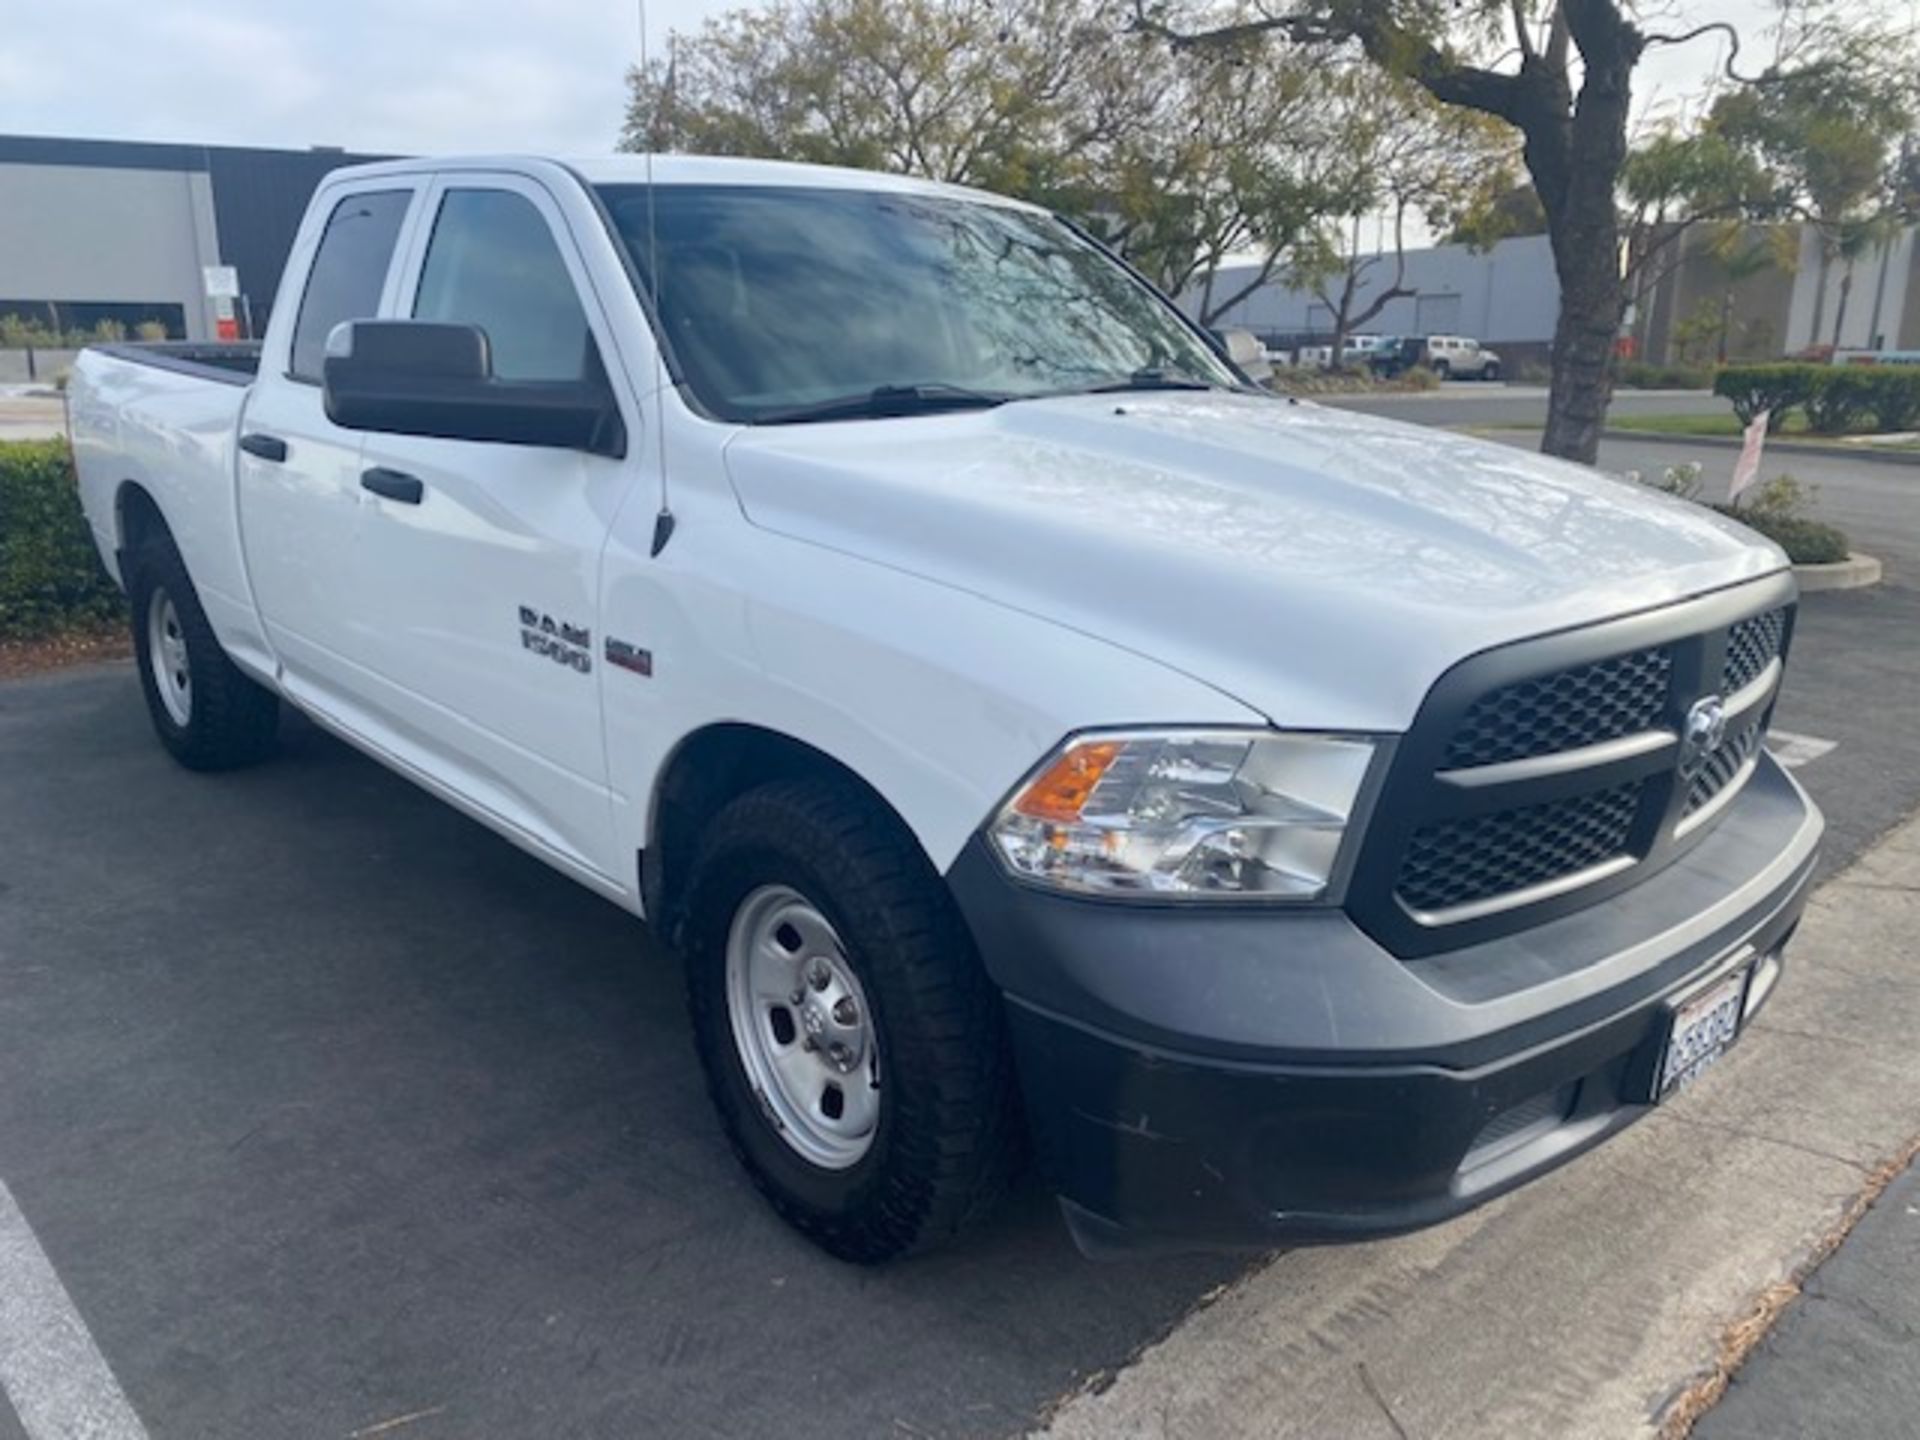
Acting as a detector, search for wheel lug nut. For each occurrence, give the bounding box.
[832,998,857,1026]
[790,989,805,1005]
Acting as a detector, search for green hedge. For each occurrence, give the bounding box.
[1712,363,1920,434]
[0,440,125,640]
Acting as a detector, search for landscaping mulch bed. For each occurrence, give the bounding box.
[0,624,131,679]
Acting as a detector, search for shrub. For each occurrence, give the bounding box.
[1632,466,1853,566]
[1854,367,1920,432]
[1800,368,1875,434]
[1713,361,1920,435]
[0,440,125,640]
[1718,475,1852,565]
[1723,510,1852,564]
[1712,364,1816,431]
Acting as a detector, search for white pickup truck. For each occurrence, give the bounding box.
[70,154,1822,1262]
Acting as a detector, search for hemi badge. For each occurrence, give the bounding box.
[605,637,653,676]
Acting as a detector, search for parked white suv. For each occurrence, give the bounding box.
[68,154,1818,1262]
[1425,334,1503,380]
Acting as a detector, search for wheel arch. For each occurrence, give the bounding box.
[642,721,933,941]
[113,480,172,560]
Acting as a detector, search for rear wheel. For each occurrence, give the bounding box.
[682,777,1020,1262]
[1431,358,1451,380]
[128,533,279,770]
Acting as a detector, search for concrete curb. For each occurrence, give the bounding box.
[1794,553,1883,592]
[1035,808,1920,1440]
[1603,428,1920,468]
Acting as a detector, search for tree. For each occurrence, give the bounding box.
[1132,0,1911,463]
[1290,74,1519,366]
[620,0,1355,325]
[1703,36,1916,352]
[1446,182,1547,246]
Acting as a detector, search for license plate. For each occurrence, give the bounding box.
[1656,966,1751,1099]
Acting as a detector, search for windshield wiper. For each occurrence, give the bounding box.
[1063,368,1225,396]
[750,383,1015,425]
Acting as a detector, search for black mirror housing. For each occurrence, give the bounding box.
[322,320,625,458]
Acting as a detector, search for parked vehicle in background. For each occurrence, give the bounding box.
[69,153,1819,1264]
[1366,336,1424,378]
[1365,334,1502,381]
[1426,334,1502,380]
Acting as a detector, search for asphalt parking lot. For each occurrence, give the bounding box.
[5,572,1917,1439]
[0,671,1241,1440]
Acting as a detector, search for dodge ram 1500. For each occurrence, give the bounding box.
[69,154,1822,1261]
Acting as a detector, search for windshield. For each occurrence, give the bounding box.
[594,183,1239,423]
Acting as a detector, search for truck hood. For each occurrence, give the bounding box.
[721,392,1785,730]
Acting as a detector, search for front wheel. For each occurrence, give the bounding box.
[682,777,1020,1262]
[1482,361,1502,383]
[128,533,279,770]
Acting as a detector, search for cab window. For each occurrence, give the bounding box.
[413,189,595,382]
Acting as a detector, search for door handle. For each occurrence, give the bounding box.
[239,432,288,463]
[361,467,424,505]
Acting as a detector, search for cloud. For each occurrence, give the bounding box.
[0,0,1773,161]
[0,0,729,156]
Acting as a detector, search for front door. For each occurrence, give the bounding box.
[336,173,639,882]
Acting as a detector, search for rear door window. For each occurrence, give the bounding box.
[288,190,412,383]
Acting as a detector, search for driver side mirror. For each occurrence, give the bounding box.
[322,320,625,458]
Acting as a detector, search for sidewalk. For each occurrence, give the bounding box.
[1696,1156,1920,1439]
[1034,808,1920,1440]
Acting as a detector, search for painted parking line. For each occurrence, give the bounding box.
[1769,730,1838,770]
[0,1180,148,1440]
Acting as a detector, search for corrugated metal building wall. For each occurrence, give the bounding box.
[1187,235,1563,362]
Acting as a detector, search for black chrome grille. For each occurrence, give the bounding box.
[1685,718,1764,815]
[1349,580,1798,958]
[1442,647,1672,769]
[1395,782,1642,914]
[1723,608,1787,694]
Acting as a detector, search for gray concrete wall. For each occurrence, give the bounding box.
[0,347,80,383]
[1189,234,1562,348]
[1785,224,1917,353]
[1636,226,1797,366]
[0,162,221,341]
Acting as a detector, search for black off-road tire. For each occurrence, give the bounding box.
[682,776,1022,1263]
[127,532,280,771]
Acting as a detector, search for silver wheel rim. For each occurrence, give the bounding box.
[146,587,192,727]
[724,884,881,1170]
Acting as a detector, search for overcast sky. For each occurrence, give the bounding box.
[0,0,1778,159]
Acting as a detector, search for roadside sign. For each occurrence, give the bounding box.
[1729,411,1767,504]
[202,265,240,300]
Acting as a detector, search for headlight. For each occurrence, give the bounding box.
[987,729,1377,901]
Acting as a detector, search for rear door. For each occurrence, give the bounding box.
[239,181,423,703]
[330,172,640,881]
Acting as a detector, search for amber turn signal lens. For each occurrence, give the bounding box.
[1011,740,1124,822]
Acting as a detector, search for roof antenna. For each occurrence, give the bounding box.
[639,0,675,557]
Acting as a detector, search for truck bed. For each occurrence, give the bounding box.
[92,341,263,386]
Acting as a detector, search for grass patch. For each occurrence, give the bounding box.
[1608,412,1815,439]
